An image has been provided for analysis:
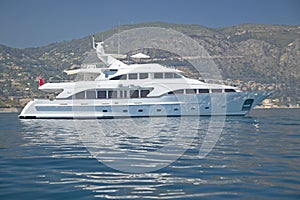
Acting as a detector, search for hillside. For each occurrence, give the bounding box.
[0,22,299,109]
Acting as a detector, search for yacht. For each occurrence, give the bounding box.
[19,38,272,119]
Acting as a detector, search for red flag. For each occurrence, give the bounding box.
[39,76,45,86]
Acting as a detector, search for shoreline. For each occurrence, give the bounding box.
[0,108,20,113]
[254,106,300,109]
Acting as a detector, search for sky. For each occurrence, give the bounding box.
[0,0,299,48]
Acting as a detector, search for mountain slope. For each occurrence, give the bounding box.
[0,22,299,108]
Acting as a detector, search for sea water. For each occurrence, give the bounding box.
[0,109,299,199]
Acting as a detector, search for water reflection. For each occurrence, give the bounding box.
[19,115,269,199]
[76,117,200,173]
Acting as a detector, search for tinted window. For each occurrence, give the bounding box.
[130,90,139,98]
[154,73,163,79]
[174,73,181,78]
[139,73,148,79]
[211,89,223,93]
[173,89,184,94]
[86,90,96,99]
[185,89,196,94]
[225,89,236,92]
[129,73,137,80]
[97,91,106,99]
[199,89,209,93]
[120,74,127,80]
[108,91,117,98]
[110,74,127,80]
[165,73,174,79]
[75,91,85,99]
[140,90,150,97]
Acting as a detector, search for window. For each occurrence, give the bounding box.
[225,89,236,93]
[103,69,117,78]
[199,89,209,93]
[165,72,174,79]
[154,73,163,79]
[174,73,181,78]
[75,91,85,99]
[185,89,196,94]
[86,90,96,99]
[173,89,184,94]
[121,75,127,80]
[140,90,150,98]
[110,74,127,80]
[129,73,137,80]
[211,89,223,93]
[97,91,106,99]
[130,90,139,98]
[108,91,117,99]
[139,73,148,79]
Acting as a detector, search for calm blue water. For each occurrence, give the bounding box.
[1,109,300,199]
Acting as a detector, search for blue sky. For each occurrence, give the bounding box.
[0,0,299,48]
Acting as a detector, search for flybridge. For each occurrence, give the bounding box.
[92,36,128,69]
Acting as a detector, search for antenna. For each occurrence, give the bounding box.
[118,22,120,55]
[92,35,96,49]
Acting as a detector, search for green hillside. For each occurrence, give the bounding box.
[0,22,299,109]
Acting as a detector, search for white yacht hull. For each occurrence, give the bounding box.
[19,91,271,119]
